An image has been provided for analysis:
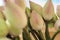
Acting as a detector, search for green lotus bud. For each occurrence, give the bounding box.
[54,19,60,30]
[30,1,43,16]
[0,18,8,37]
[42,0,55,21]
[0,37,11,40]
[30,10,45,30]
[4,0,27,36]
[14,0,26,10]
[57,5,60,18]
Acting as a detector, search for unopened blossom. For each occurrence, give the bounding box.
[42,0,55,20]
[14,0,26,10]
[4,0,27,36]
[30,1,43,16]
[30,10,45,30]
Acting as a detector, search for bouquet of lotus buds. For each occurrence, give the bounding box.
[0,0,60,40]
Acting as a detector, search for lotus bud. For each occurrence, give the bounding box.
[42,0,55,21]
[0,18,8,37]
[30,10,45,30]
[54,19,60,30]
[30,1,43,16]
[14,0,26,10]
[57,5,60,18]
[4,0,27,36]
[4,0,26,10]
[0,37,11,40]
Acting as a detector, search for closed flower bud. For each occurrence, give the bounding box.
[30,10,45,30]
[4,0,27,36]
[54,19,60,29]
[42,0,55,21]
[30,1,43,16]
[14,0,26,10]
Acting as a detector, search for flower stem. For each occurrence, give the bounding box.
[22,27,32,40]
[51,30,60,40]
[38,30,45,40]
[45,21,51,40]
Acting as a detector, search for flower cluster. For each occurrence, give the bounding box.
[0,0,60,40]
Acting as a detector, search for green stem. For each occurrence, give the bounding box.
[45,21,51,40]
[51,30,60,40]
[22,28,32,40]
[38,30,45,40]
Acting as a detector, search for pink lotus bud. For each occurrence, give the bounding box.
[4,0,27,36]
[14,0,26,10]
[30,10,45,30]
[4,0,26,10]
[42,0,55,20]
[30,1,43,16]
